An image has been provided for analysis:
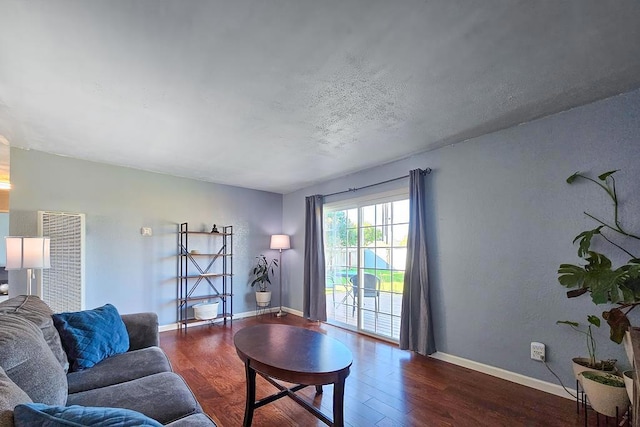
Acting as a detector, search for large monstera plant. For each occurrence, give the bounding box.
[558,170,640,344]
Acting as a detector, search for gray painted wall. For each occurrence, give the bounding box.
[283,88,640,387]
[9,149,283,324]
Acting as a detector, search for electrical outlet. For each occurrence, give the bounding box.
[531,342,545,361]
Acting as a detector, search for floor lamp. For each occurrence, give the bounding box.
[270,234,290,318]
[5,236,51,295]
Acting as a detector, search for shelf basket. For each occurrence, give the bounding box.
[193,301,220,320]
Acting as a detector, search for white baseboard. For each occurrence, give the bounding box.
[159,306,302,332]
[281,307,304,317]
[430,352,576,400]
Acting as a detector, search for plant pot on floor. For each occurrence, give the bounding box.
[579,371,629,417]
[255,290,272,307]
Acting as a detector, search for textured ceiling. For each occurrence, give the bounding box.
[1,1,640,193]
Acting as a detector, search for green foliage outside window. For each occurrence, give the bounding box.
[325,211,382,247]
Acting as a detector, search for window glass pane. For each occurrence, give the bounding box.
[325,211,344,248]
[379,290,392,315]
[361,309,376,333]
[392,224,409,246]
[360,225,377,247]
[324,194,408,343]
[377,227,383,246]
[346,208,357,229]
[392,270,405,292]
[376,313,393,338]
[378,202,391,227]
[392,249,407,271]
[392,290,404,312]
[346,228,357,248]
[393,200,410,224]
[392,316,402,340]
[362,205,375,226]
[373,248,390,269]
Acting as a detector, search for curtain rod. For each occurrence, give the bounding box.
[322,168,431,198]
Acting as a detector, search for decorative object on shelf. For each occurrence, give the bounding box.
[579,371,629,417]
[193,300,220,320]
[211,224,219,233]
[178,223,233,331]
[251,254,277,308]
[557,316,617,379]
[557,170,640,344]
[5,236,51,295]
[270,234,290,318]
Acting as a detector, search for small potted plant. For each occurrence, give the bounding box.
[557,315,617,380]
[250,255,278,307]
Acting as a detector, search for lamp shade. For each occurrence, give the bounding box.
[5,237,51,270]
[270,234,290,250]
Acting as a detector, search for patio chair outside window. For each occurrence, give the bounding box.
[348,273,380,315]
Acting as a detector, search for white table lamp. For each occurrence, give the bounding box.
[270,234,290,317]
[5,236,51,295]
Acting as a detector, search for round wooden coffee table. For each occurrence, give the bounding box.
[234,324,352,427]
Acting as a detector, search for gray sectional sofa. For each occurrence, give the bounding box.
[0,295,216,426]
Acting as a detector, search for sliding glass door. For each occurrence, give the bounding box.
[324,193,409,341]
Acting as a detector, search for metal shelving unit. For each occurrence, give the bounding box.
[178,222,233,331]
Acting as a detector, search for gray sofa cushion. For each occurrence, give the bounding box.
[121,313,160,350]
[67,346,172,394]
[0,295,69,372]
[0,366,33,427]
[67,372,201,424]
[0,314,68,406]
[165,413,217,426]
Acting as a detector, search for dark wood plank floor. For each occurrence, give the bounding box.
[160,314,608,427]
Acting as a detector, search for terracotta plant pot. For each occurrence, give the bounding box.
[579,371,629,417]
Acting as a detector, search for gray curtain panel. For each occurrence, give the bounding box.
[399,169,436,355]
[303,195,327,321]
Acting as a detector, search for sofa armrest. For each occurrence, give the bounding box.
[121,312,159,351]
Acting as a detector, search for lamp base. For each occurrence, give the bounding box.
[275,309,288,318]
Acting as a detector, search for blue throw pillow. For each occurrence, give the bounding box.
[14,403,162,426]
[52,304,130,372]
